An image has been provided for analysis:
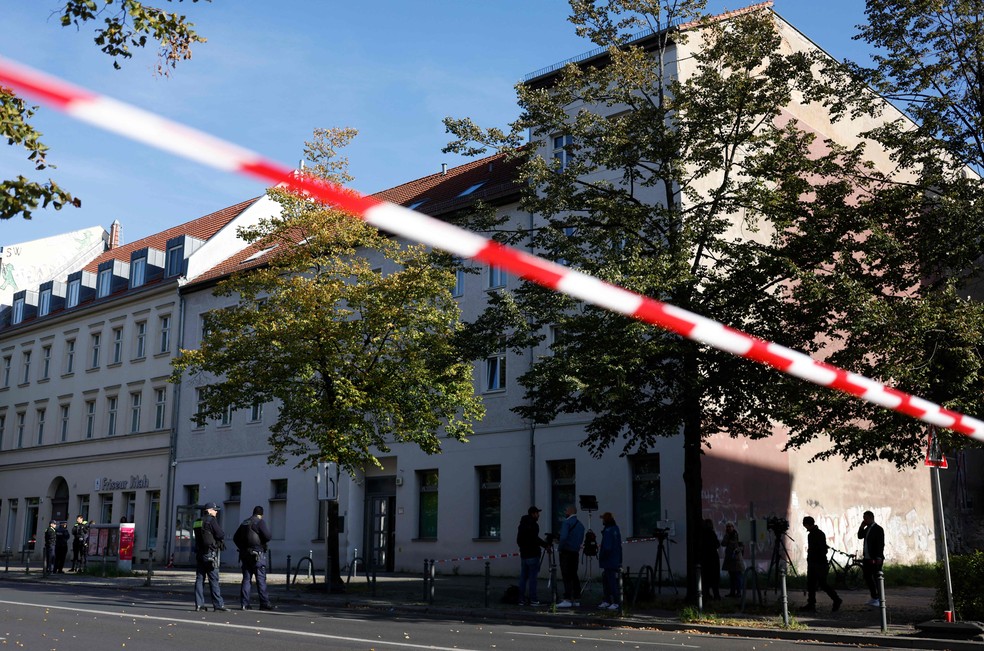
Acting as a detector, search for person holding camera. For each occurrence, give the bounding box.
[193,502,227,612]
[235,505,274,611]
[557,505,585,608]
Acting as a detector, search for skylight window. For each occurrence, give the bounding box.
[408,199,429,210]
[244,245,279,263]
[457,182,486,198]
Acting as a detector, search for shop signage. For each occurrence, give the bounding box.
[94,474,152,491]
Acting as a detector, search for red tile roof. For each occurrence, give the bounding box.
[186,153,523,288]
[81,196,262,272]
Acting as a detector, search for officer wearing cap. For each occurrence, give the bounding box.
[236,505,273,610]
[193,502,227,612]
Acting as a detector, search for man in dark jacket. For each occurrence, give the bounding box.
[54,521,70,573]
[70,515,88,572]
[43,521,57,574]
[193,502,227,612]
[235,505,273,610]
[556,505,585,608]
[801,516,841,613]
[858,510,885,606]
[516,506,547,606]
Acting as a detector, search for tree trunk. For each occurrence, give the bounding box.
[682,344,703,602]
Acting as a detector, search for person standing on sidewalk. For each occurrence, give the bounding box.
[556,505,585,608]
[801,516,841,613]
[857,510,885,607]
[70,515,88,572]
[597,512,622,611]
[234,505,274,611]
[193,502,227,612]
[516,506,547,606]
[43,521,57,574]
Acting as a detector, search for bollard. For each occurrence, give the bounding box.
[370,566,377,598]
[484,561,491,608]
[428,558,436,604]
[616,566,623,614]
[3,548,8,573]
[877,569,888,632]
[307,549,313,578]
[423,559,430,601]
[696,563,703,614]
[144,549,155,586]
[549,561,558,607]
[779,560,789,626]
[286,554,291,592]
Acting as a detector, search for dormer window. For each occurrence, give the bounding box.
[67,279,80,308]
[12,297,24,324]
[38,289,51,316]
[97,268,113,298]
[130,257,146,288]
[166,243,183,277]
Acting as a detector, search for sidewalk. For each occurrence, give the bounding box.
[1,565,978,650]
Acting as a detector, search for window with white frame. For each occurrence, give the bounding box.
[2,355,10,387]
[21,350,31,385]
[60,404,70,442]
[97,268,112,298]
[64,339,75,375]
[165,243,183,277]
[129,392,141,433]
[487,265,506,289]
[89,332,101,369]
[154,387,167,429]
[106,396,118,436]
[67,279,80,308]
[0,413,5,448]
[553,134,574,170]
[39,289,51,316]
[35,408,45,445]
[485,342,506,392]
[112,327,124,364]
[41,345,51,380]
[158,315,171,354]
[84,400,95,439]
[452,259,465,297]
[134,321,146,359]
[220,404,233,427]
[12,297,24,324]
[194,388,206,427]
[15,412,25,448]
[130,257,146,288]
[249,401,264,423]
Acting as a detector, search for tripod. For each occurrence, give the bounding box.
[580,509,597,599]
[767,528,796,591]
[653,531,678,594]
[543,543,559,604]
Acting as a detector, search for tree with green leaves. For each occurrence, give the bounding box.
[1,0,209,220]
[443,0,975,598]
[170,128,484,587]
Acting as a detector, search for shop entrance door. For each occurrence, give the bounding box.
[364,477,395,572]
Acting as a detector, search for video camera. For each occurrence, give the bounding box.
[544,532,558,545]
[766,516,789,534]
[654,527,670,541]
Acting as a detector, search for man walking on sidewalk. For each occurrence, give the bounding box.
[858,510,885,607]
[800,516,841,613]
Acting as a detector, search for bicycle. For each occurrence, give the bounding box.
[827,548,863,590]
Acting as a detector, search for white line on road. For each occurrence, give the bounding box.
[0,599,481,651]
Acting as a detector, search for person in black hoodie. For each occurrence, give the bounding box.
[516,506,548,606]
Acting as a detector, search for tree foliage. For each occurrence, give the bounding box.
[444,0,984,595]
[170,129,484,473]
[1,1,209,221]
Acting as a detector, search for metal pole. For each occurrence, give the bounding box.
[934,465,956,620]
[484,561,491,608]
[779,560,789,626]
[423,559,430,601]
[878,570,887,632]
[428,559,436,604]
[285,554,291,592]
[696,563,703,613]
[549,556,558,607]
[615,566,623,613]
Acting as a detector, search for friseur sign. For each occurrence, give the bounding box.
[94,475,152,491]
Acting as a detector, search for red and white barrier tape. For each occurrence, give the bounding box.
[431,552,520,564]
[2,55,982,441]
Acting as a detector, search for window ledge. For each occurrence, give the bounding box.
[412,537,438,543]
[472,537,501,543]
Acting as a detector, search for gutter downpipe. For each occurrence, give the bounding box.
[527,206,537,506]
[162,287,186,563]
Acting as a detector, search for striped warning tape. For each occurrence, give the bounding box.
[432,552,520,564]
[1,55,982,441]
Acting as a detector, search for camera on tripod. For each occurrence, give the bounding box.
[654,527,670,541]
[544,532,558,545]
[766,516,789,534]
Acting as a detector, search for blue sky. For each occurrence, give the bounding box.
[1,1,870,248]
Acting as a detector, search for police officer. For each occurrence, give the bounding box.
[193,502,227,612]
[43,521,57,574]
[70,515,88,572]
[235,505,273,610]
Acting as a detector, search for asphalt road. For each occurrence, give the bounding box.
[0,582,873,650]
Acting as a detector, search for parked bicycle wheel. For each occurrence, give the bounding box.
[845,562,864,590]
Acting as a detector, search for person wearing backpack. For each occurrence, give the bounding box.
[234,505,273,611]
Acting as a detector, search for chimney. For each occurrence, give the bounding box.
[441,163,448,176]
[109,220,123,249]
